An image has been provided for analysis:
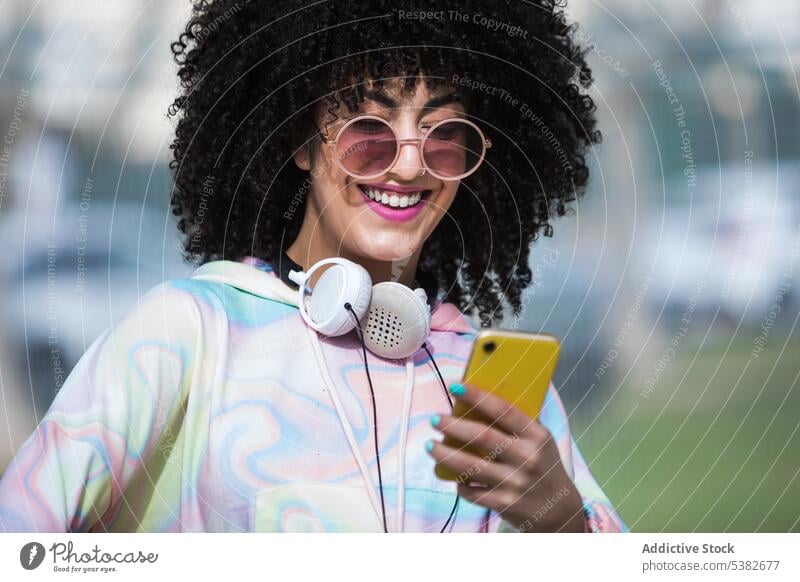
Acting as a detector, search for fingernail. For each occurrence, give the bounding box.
[425,439,435,453]
[430,414,441,428]
[449,383,466,396]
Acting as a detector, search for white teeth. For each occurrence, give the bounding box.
[362,186,425,208]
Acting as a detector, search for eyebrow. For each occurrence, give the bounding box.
[422,93,461,111]
[363,90,461,112]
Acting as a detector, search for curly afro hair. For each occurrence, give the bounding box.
[168,0,600,326]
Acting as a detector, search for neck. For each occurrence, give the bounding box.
[285,206,422,286]
[285,236,421,288]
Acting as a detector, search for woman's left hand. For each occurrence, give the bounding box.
[426,383,586,532]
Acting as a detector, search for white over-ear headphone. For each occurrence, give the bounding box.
[288,258,432,359]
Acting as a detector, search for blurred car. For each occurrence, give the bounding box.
[635,161,800,328]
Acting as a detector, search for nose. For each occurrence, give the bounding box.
[387,139,425,181]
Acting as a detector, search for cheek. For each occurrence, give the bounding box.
[308,161,353,207]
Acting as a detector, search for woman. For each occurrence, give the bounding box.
[0,0,626,533]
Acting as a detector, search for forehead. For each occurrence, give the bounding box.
[357,78,464,112]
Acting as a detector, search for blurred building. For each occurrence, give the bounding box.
[0,0,192,467]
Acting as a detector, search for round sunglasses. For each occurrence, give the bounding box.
[318,115,492,181]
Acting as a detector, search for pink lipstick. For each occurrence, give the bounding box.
[357,184,431,223]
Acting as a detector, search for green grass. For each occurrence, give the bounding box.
[573,330,800,532]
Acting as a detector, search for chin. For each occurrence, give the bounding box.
[350,233,423,263]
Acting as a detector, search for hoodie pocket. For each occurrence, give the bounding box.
[252,482,488,532]
[253,482,384,532]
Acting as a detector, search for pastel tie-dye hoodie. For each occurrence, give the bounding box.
[0,257,627,533]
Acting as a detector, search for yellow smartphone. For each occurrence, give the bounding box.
[434,328,561,481]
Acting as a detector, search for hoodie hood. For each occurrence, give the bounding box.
[190,258,477,335]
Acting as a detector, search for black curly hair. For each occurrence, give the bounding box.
[168,0,600,326]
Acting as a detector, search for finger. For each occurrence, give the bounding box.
[431,414,522,464]
[427,438,518,487]
[449,382,543,438]
[492,423,559,477]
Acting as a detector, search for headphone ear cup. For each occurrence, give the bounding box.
[305,260,372,336]
[360,282,431,359]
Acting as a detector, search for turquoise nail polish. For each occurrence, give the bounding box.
[449,383,466,396]
[425,440,435,453]
[430,414,441,428]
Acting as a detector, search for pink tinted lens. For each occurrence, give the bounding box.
[423,120,484,178]
[336,118,397,177]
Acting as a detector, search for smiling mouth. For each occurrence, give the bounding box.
[357,185,432,208]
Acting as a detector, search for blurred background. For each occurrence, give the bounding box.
[0,0,798,532]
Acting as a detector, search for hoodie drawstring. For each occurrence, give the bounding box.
[396,357,415,533]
